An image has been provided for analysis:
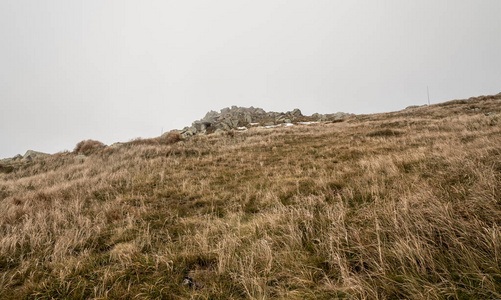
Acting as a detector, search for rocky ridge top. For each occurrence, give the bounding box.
[1,106,352,163]
[0,150,50,172]
[175,106,352,138]
[0,150,49,164]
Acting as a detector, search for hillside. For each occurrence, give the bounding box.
[1,94,501,299]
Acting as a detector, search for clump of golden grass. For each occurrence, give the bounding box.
[0,94,500,298]
[73,139,106,155]
[127,131,182,147]
[162,131,182,144]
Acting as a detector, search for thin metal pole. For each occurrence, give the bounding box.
[427,86,430,105]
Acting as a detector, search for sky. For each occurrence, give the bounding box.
[1,0,500,158]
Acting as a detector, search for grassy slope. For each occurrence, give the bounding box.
[1,95,501,299]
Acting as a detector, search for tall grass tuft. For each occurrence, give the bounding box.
[73,139,106,155]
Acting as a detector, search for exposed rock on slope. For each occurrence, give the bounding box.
[1,150,49,164]
[23,150,49,160]
[177,106,352,138]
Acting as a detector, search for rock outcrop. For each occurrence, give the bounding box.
[23,150,49,160]
[405,105,427,110]
[1,150,49,164]
[176,106,352,138]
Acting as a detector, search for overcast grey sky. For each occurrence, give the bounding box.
[1,1,500,158]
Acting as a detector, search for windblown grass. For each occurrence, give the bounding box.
[1,94,501,299]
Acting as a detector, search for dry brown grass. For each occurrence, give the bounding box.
[162,131,182,144]
[73,139,106,155]
[1,94,501,299]
[127,131,182,147]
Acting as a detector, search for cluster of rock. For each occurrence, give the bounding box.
[0,150,49,164]
[311,112,354,121]
[177,106,352,138]
[405,105,427,110]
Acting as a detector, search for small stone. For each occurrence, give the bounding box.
[182,276,195,288]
